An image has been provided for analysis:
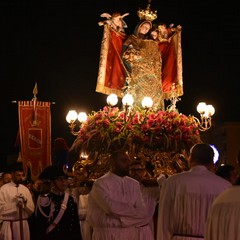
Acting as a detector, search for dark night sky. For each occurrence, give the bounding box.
[0,0,239,158]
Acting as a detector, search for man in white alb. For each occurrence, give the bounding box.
[205,183,240,240]
[157,143,231,240]
[0,162,35,240]
[86,150,153,240]
[129,160,165,238]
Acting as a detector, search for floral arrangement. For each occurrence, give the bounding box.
[73,106,201,155]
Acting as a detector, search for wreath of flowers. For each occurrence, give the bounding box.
[73,106,201,155]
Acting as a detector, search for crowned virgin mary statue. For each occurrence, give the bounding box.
[95,1,183,110]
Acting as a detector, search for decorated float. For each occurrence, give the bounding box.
[66,1,215,183]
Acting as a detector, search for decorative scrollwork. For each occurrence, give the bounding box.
[72,145,189,183]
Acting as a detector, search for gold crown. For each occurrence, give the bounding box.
[137,3,157,21]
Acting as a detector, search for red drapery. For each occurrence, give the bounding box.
[159,30,183,99]
[96,25,127,98]
[18,100,52,178]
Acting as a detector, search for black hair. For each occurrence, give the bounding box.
[216,164,235,179]
[110,149,127,163]
[190,143,214,165]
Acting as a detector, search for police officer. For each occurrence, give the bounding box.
[35,165,82,240]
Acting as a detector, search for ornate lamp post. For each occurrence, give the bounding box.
[66,110,88,135]
[195,102,215,131]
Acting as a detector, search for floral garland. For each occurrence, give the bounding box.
[73,106,201,155]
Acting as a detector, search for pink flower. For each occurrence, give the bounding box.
[119,111,126,119]
[74,106,201,154]
[126,124,133,130]
[141,124,149,132]
[114,128,121,133]
[102,119,110,127]
[115,121,123,128]
[147,119,155,127]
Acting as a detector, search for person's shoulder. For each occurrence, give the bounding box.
[213,186,240,206]
[0,181,15,191]
[125,176,139,183]
[199,169,232,188]
[125,176,141,187]
[212,173,232,186]
[18,184,35,194]
[166,171,188,180]
[123,34,136,42]
[19,183,31,189]
[96,172,110,180]
[0,183,8,191]
[161,171,190,187]
[92,172,110,185]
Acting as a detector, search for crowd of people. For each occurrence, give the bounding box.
[0,143,240,240]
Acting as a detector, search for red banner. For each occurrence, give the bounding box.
[18,100,52,178]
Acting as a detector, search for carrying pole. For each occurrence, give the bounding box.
[18,200,24,240]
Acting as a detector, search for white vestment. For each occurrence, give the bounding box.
[205,185,240,240]
[0,181,35,240]
[79,193,92,240]
[86,171,154,240]
[157,165,231,240]
[140,185,160,236]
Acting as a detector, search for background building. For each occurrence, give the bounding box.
[202,122,240,171]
